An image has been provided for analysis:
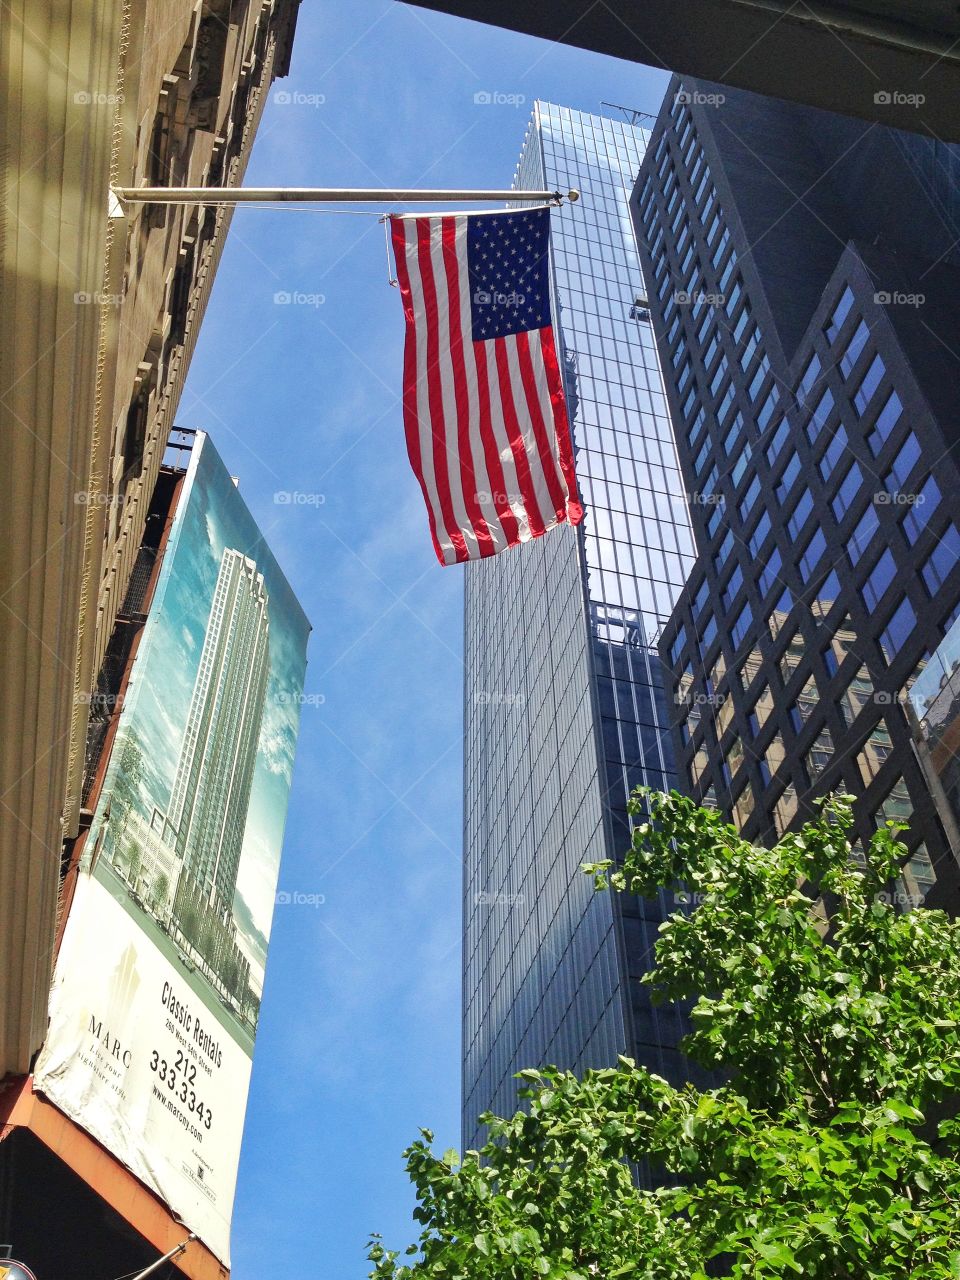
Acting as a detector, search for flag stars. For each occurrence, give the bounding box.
[467,207,551,339]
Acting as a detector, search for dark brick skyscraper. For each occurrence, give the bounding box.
[634,76,960,910]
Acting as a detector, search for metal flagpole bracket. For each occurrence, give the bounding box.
[111,186,580,207]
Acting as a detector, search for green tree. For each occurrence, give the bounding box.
[370,789,960,1280]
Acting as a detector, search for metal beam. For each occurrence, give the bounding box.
[113,186,580,205]
[402,0,960,143]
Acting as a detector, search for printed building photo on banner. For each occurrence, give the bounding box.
[34,433,310,1265]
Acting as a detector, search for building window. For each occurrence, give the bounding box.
[825,285,854,343]
[740,325,761,371]
[757,386,780,429]
[689,748,710,790]
[702,330,720,370]
[716,382,736,424]
[884,433,921,492]
[879,596,917,664]
[787,490,813,540]
[857,720,894,785]
[715,529,735,568]
[831,460,863,521]
[853,354,885,415]
[710,356,730,398]
[765,418,790,466]
[818,425,849,481]
[749,510,772,556]
[839,319,870,378]
[789,675,819,731]
[731,439,753,487]
[725,735,745,780]
[774,784,799,835]
[722,562,744,609]
[733,782,754,830]
[707,502,725,538]
[779,628,806,686]
[901,475,941,544]
[797,352,822,405]
[839,665,874,728]
[731,600,753,650]
[700,614,718,652]
[799,527,827,582]
[848,505,879,564]
[768,588,793,640]
[765,732,787,779]
[806,388,834,442]
[811,569,841,620]
[921,525,960,594]
[748,355,771,401]
[866,390,903,455]
[738,475,761,523]
[822,643,839,677]
[758,546,783,598]
[877,776,913,826]
[750,681,774,730]
[862,548,897,610]
[804,726,835,783]
[711,226,731,269]
[775,453,802,504]
[719,254,737,291]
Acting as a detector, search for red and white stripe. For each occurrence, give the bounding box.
[391,214,583,566]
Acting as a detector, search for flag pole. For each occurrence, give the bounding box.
[112,186,579,206]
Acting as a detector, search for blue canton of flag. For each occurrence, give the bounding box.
[466,207,552,341]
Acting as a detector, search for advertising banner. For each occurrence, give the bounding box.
[34,433,310,1264]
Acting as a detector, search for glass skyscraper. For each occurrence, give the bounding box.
[462,103,702,1152]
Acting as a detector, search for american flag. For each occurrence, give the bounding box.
[390,206,583,566]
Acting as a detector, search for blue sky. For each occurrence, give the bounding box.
[180,3,670,1274]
